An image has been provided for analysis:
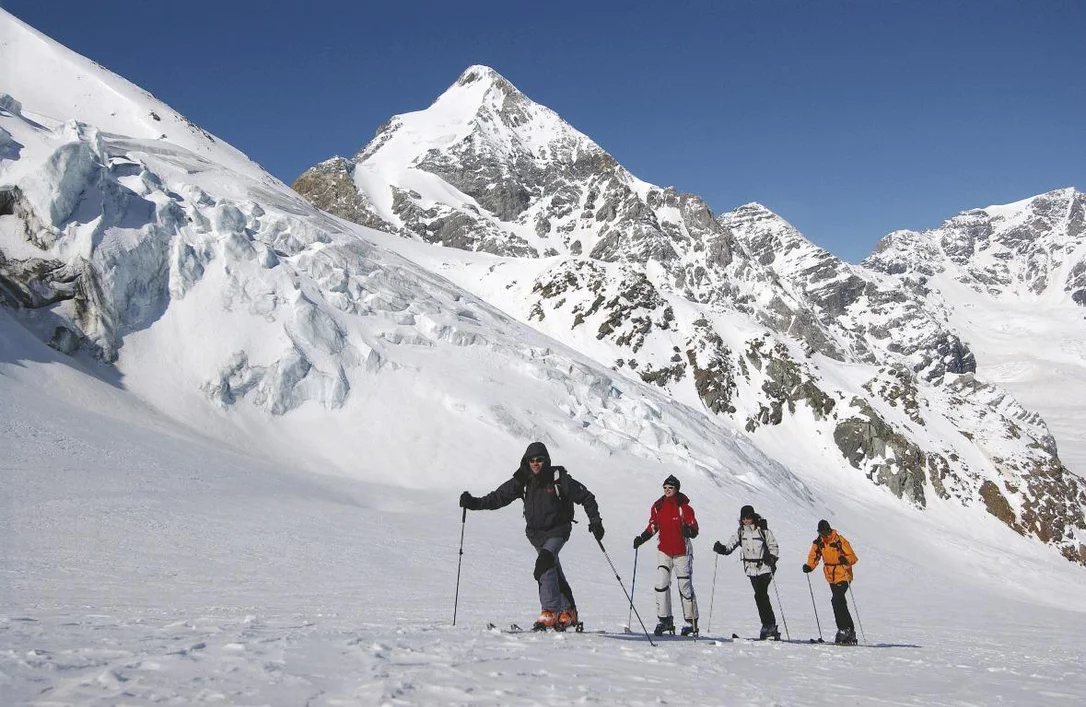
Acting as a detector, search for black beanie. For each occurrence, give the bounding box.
[663,474,681,491]
[740,504,755,519]
[818,519,832,534]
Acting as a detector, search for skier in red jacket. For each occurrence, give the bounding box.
[633,474,700,636]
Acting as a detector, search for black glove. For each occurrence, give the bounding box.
[802,563,813,573]
[633,530,652,549]
[765,554,777,571]
[589,521,605,541]
[839,556,849,566]
[682,525,698,539]
[713,541,731,555]
[459,491,480,510]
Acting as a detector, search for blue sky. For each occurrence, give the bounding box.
[6,0,1084,262]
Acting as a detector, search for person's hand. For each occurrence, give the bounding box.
[802,564,813,573]
[633,530,651,549]
[766,554,778,571]
[589,521,605,542]
[839,556,849,566]
[459,491,479,510]
[682,525,698,539]
[713,541,730,555]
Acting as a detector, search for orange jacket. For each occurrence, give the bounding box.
[806,530,858,584]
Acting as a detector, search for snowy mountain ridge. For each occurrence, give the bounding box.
[294,65,1086,562]
[865,187,1086,302]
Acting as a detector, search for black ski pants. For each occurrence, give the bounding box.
[748,573,776,627]
[830,581,854,631]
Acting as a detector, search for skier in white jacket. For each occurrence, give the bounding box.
[713,504,780,640]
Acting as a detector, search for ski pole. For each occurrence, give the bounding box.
[595,538,656,646]
[848,583,866,643]
[626,547,639,631]
[806,573,824,642]
[770,574,790,640]
[453,507,467,626]
[706,552,719,634]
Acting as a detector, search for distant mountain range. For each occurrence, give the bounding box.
[293,65,1086,562]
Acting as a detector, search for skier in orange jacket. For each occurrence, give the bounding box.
[803,519,859,644]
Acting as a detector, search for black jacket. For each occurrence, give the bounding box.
[476,442,601,545]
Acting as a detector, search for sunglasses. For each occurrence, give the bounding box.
[662,485,676,490]
[528,457,546,464]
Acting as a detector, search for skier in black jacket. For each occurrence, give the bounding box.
[460,441,604,630]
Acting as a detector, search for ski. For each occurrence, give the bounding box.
[732,633,854,646]
[732,633,780,642]
[487,622,585,634]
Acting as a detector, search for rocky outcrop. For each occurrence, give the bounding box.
[291,157,395,233]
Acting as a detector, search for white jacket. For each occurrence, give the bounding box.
[720,521,778,577]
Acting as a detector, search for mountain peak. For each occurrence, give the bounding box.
[428,64,527,117]
[454,65,516,95]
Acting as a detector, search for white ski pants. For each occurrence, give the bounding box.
[655,548,698,621]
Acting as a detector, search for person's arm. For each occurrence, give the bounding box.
[764,528,779,569]
[565,475,604,540]
[840,536,858,566]
[565,475,601,524]
[475,477,522,510]
[682,505,699,538]
[713,529,740,555]
[803,540,821,572]
[634,506,656,548]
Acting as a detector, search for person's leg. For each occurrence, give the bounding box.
[674,553,698,622]
[534,537,568,613]
[749,574,776,628]
[655,552,674,621]
[830,581,854,632]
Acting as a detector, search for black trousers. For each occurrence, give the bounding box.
[749,573,776,627]
[830,581,854,631]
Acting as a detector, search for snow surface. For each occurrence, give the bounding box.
[4,309,1086,706]
[2,8,1086,706]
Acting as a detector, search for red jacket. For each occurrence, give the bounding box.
[643,493,698,557]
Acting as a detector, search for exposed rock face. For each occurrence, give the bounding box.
[290,157,395,233]
[833,397,929,507]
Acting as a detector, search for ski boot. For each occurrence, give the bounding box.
[759,623,780,641]
[835,628,857,645]
[554,608,578,632]
[532,610,557,631]
[653,616,675,636]
[680,619,699,637]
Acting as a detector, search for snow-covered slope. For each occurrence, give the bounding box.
[5,306,1086,705]
[293,65,1086,562]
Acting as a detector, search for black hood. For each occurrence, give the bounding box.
[518,441,553,482]
[521,441,550,466]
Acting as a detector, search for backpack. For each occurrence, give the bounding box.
[552,466,577,524]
